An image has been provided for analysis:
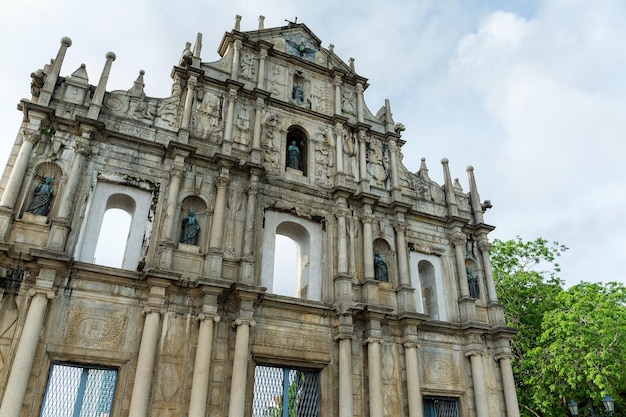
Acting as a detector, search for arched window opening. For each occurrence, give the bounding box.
[93,208,132,268]
[273,235,298,297]
[419,260,439,319]
[285,126,308,175]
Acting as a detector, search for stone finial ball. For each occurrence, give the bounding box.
[139,70,145,75]
[106,52,116,61]
[61,36,72,46]
[441,158,449,164]
[467,165,474,171]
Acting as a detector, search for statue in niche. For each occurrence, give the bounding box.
[292,83,304,105]
[26,177,53,216]
[287,140,301,170]
[374,251,389,282]
[180,210,200,245]
[467,268,479,299]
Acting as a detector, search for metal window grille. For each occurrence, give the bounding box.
[252,365,320,417]
[40,363,118,417]
[423,397,460,417]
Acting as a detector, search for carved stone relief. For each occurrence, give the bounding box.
[240,53,256,80]
[234,105,251,145]
[64,308,126,349]
[421,351,458,386]
[192,90,224,141]
[367,140,389,187]
[254,329,331,353]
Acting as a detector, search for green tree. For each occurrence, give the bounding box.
[492,237,626,417]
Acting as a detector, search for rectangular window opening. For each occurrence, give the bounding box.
[423,396,460,417]
[40,363,118,417]
[252,365,320,417]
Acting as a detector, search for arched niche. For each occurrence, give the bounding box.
[285,126,308,175]
[373,238,395,284]
[409,252,447,321]
[75,181,152,271]
[260,211,322,301]
[22,162,63,218]
[179,195,209,248]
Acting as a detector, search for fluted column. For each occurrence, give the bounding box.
[0,269,55,417]
[362,206,375,280]
[181,76,198,130]
[188,313,220,417]
[365,337,384,417]
[0,131,39,210]
[227,318,255,417]
[128,280,167,417]
[477,236,498,303]
[257,49,268,90]
[404,342,424,417]
[467,351,489,417]
[356,83,364,123]
[497,354,520,417]
[209,174,229,250]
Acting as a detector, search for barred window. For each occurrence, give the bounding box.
[40,363,118,417]
[252,365,320,417]
[423,397,460,417]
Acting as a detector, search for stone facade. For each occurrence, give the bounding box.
[0,16,520,417]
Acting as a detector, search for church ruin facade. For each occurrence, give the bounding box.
[0,16,520,417]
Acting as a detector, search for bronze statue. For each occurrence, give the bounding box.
[180,210,200,245]
[26,177,53,216]
[374,251,389,282]
[287,140,301,170]
[467,268,479,299]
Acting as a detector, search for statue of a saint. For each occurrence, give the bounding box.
[374,251,389,282]
[287,140,301,170]
[467,268,479,299]
[26,177,53,216]
[292,83,304,105]
[180,210,200,245]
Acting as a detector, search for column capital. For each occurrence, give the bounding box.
[464,346,484,357]
[403,341,421,350]
[22,129,40,144]
[333,75,342,86]
[142,306,165,316]
[198,313,221,323]
[356,83,364,94]
[27,288,55,300]
[476,236,491,251]
[259,48,268,59]
[232,318,256,328]
[393,220,408,232]
[363,336,383,346]
[215,176,230,189]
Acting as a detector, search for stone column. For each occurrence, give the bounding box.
[222,88,238,154]
[365,337,384,417]
[251,98,264,151]
[161,156,186,243]
[38,37,72,106]
[477,236,498,303]
[46,135,92,250]
[336,202,349,275]
[240,173,259,283]
[467,351,489,417]
[452,236,470,298]
[334,75,342,115]
[227,318,255,417]
[404,342,424,417]
[181,76,197,130]
[231,40,242,80]
[188,309,220,417]
[128,281,167,417]
[356,83,364,123]
[358,130,368,188]
[87,52,116,119]
[257,49,268,90]
[337,336,353,417]
[0,130,39,211]
[335,123,344,173]
[497,354,520,417]
[0,268,55,417]
[362,206,375,280]
[394,218,410,286]
[388,140,400,190]
[209,174,229,250]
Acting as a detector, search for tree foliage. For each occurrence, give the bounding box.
[491,237,626,417]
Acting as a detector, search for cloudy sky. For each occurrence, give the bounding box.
[0,0,624,287]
